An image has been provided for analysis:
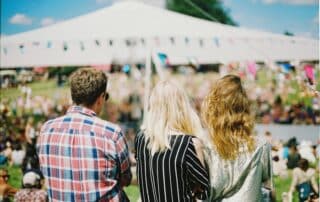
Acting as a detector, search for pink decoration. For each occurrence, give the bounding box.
[247,61,257,78]
[304,64,314,83]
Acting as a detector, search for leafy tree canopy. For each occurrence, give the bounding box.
[166,0,237,26]
[284,30,294,36]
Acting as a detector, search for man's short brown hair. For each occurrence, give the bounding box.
[70,68,107,107]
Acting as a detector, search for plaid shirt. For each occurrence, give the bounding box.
[37,106,132,202]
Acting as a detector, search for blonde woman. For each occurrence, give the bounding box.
[201,75,274,201]
[135,80,209,202]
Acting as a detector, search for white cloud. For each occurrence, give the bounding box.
[262,0,318,4]
[40,17,56,26]
[9,13,32,25]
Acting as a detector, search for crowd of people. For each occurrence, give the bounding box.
[265,132,319,201]
[0,64,319,201]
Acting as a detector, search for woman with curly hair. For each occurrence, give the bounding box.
[201,74,274,201]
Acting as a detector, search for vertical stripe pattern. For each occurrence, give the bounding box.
[135,133,209,202]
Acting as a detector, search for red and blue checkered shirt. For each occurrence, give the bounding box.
[37,106,132,202]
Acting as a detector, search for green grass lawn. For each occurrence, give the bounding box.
[124,185,140,202]
[1,164,302,202]
[0,80,69,101]
[274,175,299,202]
[0,165,140,202]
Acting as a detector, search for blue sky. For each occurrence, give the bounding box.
[1,0,319,38]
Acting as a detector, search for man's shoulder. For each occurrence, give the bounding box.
[93,117,120,132]
[93,117,123,139]
[292,167,301,175]
[41,115,65,129]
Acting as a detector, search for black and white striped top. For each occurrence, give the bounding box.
[135,133,209,202]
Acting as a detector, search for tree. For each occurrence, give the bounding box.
[166,0,237,26]
[284,30,294,36]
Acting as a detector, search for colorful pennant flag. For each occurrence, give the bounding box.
[19,44,24,54]
[63,42,68,51]
[32,41,40,46]
[95,40,100,46]
[47,41,52,48]
[214,37,219,47]
[80,41,85,51]
[158,52,170,66]
[185,37,189,45]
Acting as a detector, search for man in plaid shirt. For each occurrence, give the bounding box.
[37,68,132,202]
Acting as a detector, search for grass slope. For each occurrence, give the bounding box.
[1,165,302,202]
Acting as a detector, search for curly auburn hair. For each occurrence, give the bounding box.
[201,74,255,160]
[70,68,107,107]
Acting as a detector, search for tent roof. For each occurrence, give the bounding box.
[2,1,289,43]
[1,1,318,67]
[4,1,317,43]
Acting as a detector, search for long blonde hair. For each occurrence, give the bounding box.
[142,80,203,154]
[201,75,255,160]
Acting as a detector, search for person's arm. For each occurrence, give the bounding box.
[310,172,319,194]
[6,184,18,197]
[289,169,299,195]
[261,143,276,201]
[115,130,132,187]
[186,138,209,200]
[25,124,32,144]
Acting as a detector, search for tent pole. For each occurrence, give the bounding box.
[152,51,164,79]
[143,49,152,123]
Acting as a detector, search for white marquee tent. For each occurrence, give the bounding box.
[0,1,318,67]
